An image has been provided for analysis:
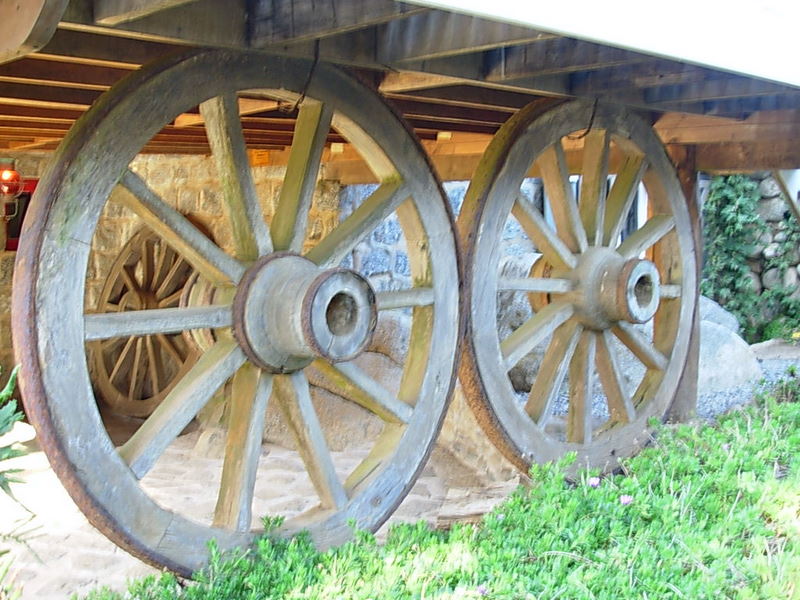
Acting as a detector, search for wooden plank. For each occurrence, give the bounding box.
[251,0,425,45]
[175,98,279,127]
[95,0,198,25]
[0,0,67,64]
[485,38,646,82]
[0,80,100,108]
[61,0,248,48]
[36,28,176,66]
[0,57,128,90]
[695,141,800,171]
[654,110,800,145]
[378,10,554,63]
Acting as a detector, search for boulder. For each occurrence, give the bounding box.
[758,176,783,199]
[699,295,740,334]
[757,197,787,222]
[698,321,763,393]
[762,267,782,289]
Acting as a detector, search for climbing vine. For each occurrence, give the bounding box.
[700,174,800,341]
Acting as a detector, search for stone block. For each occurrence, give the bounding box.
[0,252,16,285]
[699,295,740,334]
[757,197,788,222]
[763,242,781,260]
[762,267,782,289]
[783,267,799,289]
[758,176,783,199]
[698,321,762,393]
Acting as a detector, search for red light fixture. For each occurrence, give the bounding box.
[0,159,22,197]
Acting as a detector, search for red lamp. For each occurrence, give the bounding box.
[0,160,22,197]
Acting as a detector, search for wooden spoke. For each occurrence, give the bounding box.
[660,284,681,299]
[501,302,575,369]
[120,265,144,297]
[144,336,162,396]
[376,287,434,310]
[157,288,184,309]
[602,153,647,246]
[308,360,412,424]
[612,322,668,371]
[595,329,636,424]
[511,197,577,271]
[578,129,610,246]
[140,238,155,289]
[344,424,405,493]
[156,333,184,364]
[273,372,348,510]
[84,305,232,341]
[616,215,675,258]
[538,141,588,253]
[108,337,136,384]
[214,365,272,531]
[127,338,146,401]
[305,180,408,267]
[119,341,246,478]
[155,254,188,300]
[497,277,573,294]
[270,100,334,253]
[525,320,582,426]
[567,330,596,444]
[118,169,245,285]
[200,93,272,260]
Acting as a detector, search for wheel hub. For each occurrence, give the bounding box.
[570,247,660,330]
[232,253,377,373]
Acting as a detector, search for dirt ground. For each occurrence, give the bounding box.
[0,419,518,600]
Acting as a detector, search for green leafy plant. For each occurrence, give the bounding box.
[80,372,800,600]
[0,367,26,600]
[700,175,764,340]
[701,175,800,342]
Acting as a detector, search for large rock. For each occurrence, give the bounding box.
[698,321,763,393]
[699,295,740,334]
[757,197,787,222]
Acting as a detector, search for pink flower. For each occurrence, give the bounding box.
[619,495,634,505]
[587,476,601,488]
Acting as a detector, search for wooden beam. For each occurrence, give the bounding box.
[0,57,129,90]
[695,141,800,171]
[384,85,544,111]
[775,170,800,223]
[379,72,465,93]
[251,0,425,46]
[485,38,647,82]
[0,81,100,108]
[94,0,198,25]
[377,10,554,63]
[0,0,67,64]
[654,111,800,145]
[60,0,248,49]
[36,28,178,66]
[174,99,280,127]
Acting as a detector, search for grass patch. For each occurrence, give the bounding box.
[82,380,800,600]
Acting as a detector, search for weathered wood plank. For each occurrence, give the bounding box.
[0,0,67,64]
[84,305,232,340]
[201,93,272,259]
[252,0,425,45]
[567,330,595,444]
[270,100,333,253]
[501,302,574,370]
[94,0,198,25]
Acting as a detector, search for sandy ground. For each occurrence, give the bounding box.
[0,420,518,600]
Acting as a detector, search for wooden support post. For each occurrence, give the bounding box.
[666,144,699,422]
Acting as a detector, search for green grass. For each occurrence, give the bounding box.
[83,378,800,600]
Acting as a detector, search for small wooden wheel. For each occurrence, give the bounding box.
[13,49,460,575]
[459,100,696,474]
[90,228,199,417]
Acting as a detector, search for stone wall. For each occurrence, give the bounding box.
[746,173,800,304]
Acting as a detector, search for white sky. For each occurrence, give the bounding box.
[407,0,800,87]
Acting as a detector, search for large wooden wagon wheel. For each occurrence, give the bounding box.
[90,228,199,417]
[459,100,696,474]
[13,49,460,575]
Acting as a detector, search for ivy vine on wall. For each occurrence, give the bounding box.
[700,174,800,342]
